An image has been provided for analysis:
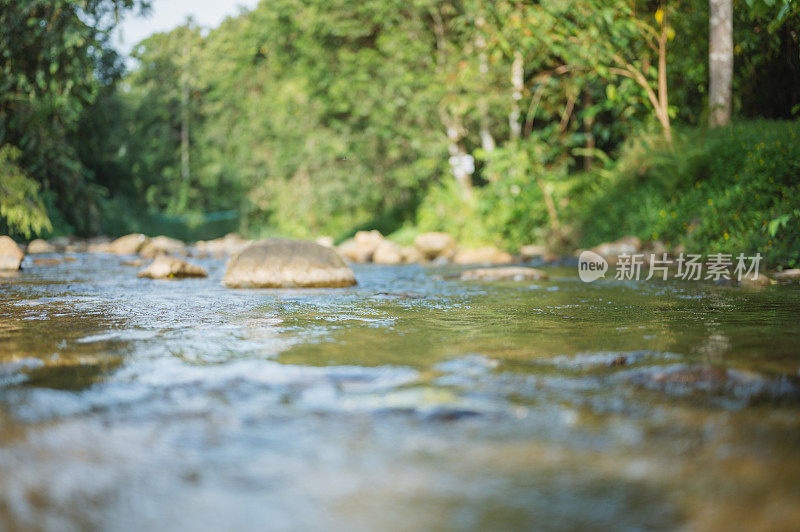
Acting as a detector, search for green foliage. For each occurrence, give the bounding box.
[2,0,799,267]
[0,0,145,236]
[0,146,52,237]
[577,120,800,268]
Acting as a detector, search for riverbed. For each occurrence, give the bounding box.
[1,253,799,530]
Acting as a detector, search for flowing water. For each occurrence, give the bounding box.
[1,253,800,531]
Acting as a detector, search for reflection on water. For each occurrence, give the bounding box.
[1,254,800,530]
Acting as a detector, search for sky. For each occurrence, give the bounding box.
[113,0,261,55]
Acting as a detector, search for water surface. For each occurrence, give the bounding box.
[2,254,799,530]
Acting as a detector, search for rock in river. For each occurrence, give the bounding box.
[26,238,56,254]
[453,246,514,265]
[775,269,800,283]
[372,240,403,265]
[139,236,186,258]
[460,267,548,282]
[223,238,356,288]
[110,233,150,255]
[0,236,24,270]
[415,232,457,261]
[138,256,207,279]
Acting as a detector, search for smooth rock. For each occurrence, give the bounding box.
[49,236,71,251]
[26,239,56,254]
[774,269,800,283]
[110,233,150,255]
[591,236,642,262]
[372,240,403,265]
[519,244,548,260]
[65,240,88,253]
[0,236,24,270]
[453,247,514,265]
[315,236,335,248]
[337,238,373,263]
[193,233,249,258]
[460,267,548,282]
[139,236,186,258]
[138,256,207,279]
[739,273,774,287]
[400,246,423,264]
[337,230,384,263]
[414,232,457,261]
[223,238,356,288]
[88,241,113,253]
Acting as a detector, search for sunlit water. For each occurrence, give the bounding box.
[1,253,799,530]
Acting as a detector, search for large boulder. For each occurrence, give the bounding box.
[139,236,186,258]
[453,246,514,265]
[110,233,150,255]
[414,232,457,261]
[26,238,56,254]
[460,267,548,282]
[0,236,24,270]
[138,256,207,279]
[223,239,356,288]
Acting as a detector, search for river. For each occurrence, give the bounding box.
[1,253,799,530]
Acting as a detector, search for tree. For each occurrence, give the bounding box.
[709,0,733,127]
[0,0,147,235]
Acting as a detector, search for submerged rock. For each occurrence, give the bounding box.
[110,233,150,255]
[0,236,24,270]
[453,246,514,265]
[138,256,207,279]
[415,232,457,261]
[618,364,800,403]
[223,238,356,288]
[26,239,56,254]
[460,267,548,282]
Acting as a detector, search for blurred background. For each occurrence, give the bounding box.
[1,0,799,265]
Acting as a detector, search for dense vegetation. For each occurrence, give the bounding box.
[2,0,799,266]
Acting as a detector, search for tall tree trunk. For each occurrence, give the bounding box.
[509,50,523,140]
[709,0,733,127]
[475,17,496,158]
